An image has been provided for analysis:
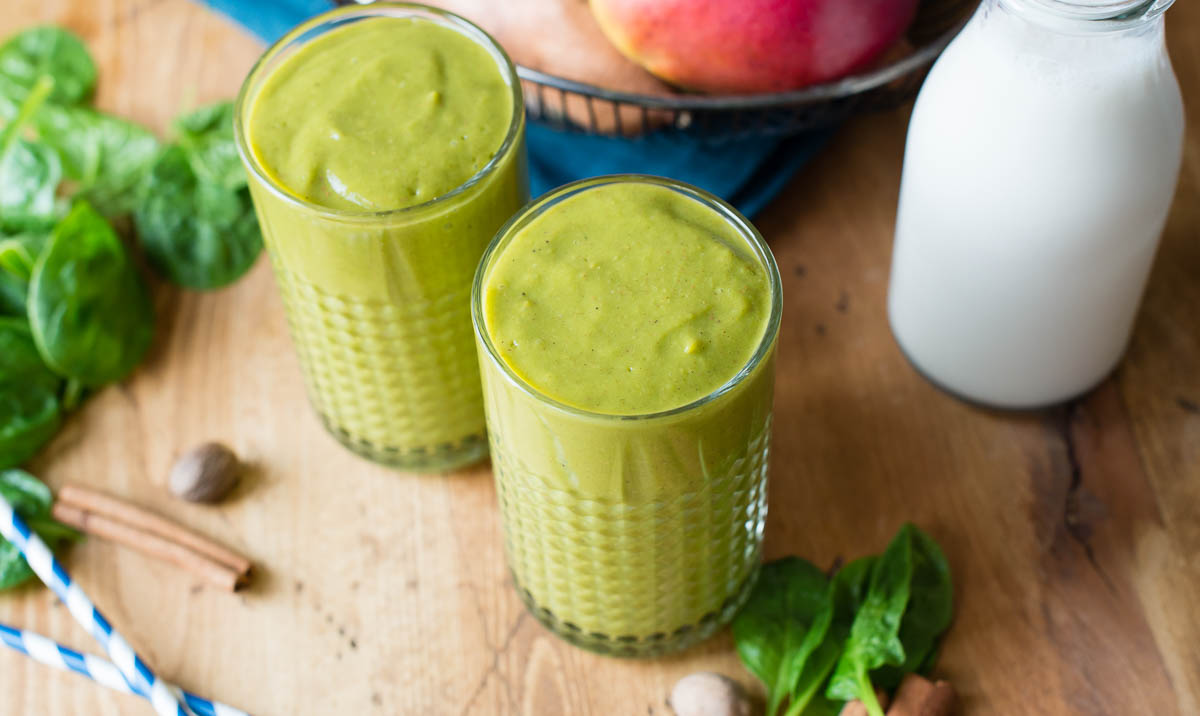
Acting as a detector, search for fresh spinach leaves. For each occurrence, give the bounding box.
[175,101,244,190]
[782,556,876,716]
[733,524,954,716]
[0,319,62,469]
[0,25,260,592]
[136,140,261,289]
[826,524,954,716]
[0,469,79,589]
[0,272,25,316]
[0,26,95,109]
[732,557,830,716]
[34,104,160,217]
[0,73,62,233]
[0,233,47,316]
[0,140,63,232]
[28,202,155,388]
[869,526,954,689]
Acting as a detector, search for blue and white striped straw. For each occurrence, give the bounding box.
[0,622,248,716]
[0,494,193,716]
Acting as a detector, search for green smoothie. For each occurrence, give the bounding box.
[237,6,527,470]
[474,178,781,655]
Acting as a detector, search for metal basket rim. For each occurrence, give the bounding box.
[513,15,968,112]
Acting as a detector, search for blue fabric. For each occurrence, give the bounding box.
[204,0,827,216]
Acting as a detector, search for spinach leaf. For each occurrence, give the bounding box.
[735,526,954,716]
[0,73,62,233]
[28,201,154,387]
[0,233,45,281]
[33,104,160,217]
[0,233,47,315]
[827,524,922,716]
[0,381,60,470]
[732,557,829,716]
[0,317,59,389]
[871,526,953,689]
[175,101,244,190]
[783,557,877,716]
[0,467,52,513]
[0,139,63,231]
[0,468,79,590]
[135,144,261,290]
[0,271,24,316]
[0,318,62,468]
[0,27,95,108]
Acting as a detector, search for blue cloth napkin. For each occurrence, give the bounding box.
[202,0,827,216]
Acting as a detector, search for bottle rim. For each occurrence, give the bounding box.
[1006,0,1174,26]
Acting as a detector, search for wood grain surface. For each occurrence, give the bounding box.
[1,1,1198,714]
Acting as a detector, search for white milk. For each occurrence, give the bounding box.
[888,0,1184,408]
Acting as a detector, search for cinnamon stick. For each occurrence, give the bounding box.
[58,484,251,576]
[51,502,247,592]
[887,675,956,716]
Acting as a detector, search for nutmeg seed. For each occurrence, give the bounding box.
[668,672,751,716]
[169,442,240,503]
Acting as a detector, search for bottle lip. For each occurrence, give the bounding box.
[1007,0,1173,26]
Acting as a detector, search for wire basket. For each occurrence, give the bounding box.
[519,0,977,142]
[333,0,979,142]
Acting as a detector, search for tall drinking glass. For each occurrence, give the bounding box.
[235,4,527,471]
[472,176,782,656]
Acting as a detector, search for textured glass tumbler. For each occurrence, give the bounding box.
[472,176,782,656]
[235,4,528,471]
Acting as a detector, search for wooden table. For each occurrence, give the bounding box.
[2,1,1198,714]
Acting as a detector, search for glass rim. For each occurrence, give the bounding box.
[471,174,783,423]
[233,2,525,224]
[1002,0,1173,27]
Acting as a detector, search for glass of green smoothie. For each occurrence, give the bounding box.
[235,3,527,472]
[472,175,782,656]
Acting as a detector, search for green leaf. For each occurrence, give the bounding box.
[0,271,25,316]
[0,316,59,388]
[135,144,261,290]
[0,539,36,589]
[0,233,46,316]
[0,27,96,107]
[28,201,154,387]
[733,557,830,716]
[0,469,80,590]
[0,73,62,233]
[783,556,877,716]
[0,467,52,514]
[175,101,245,190]
[25,515,81,543]
[826,526,920,716]
[0,139,63,231]
[0,233,45,281]
[32,104,160,217]
[871,526,953,689]
[0,319,62,468]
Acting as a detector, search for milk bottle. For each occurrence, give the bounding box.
[888,0,1184,408]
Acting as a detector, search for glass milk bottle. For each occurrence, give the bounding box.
[887,0,1184,408]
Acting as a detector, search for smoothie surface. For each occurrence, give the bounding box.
[484,182,772,415]
[247,16,513,212]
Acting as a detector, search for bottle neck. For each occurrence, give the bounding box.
[1000,0,1172,31]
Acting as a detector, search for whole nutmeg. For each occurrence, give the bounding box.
[169,442,240,503]
[668,672,751,716]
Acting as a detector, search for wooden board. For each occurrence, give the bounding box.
[2,1,1198,714]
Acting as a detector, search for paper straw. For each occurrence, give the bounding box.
[0,494,192,716]
[0,623,248,716]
